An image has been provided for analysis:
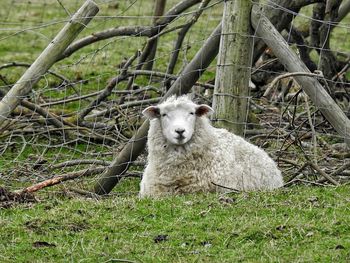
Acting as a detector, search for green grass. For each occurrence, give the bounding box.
[0,0,222,84]
[1,185,350,262]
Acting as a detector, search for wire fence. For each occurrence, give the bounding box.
[0,0,349,195]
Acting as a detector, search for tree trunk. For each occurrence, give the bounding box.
[319,0,342,79]
[0,0,99,125]
[144,0,167,70]
[212,0,253,135]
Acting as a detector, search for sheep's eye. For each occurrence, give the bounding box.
[161,113,167,117]
[190,112,195,115]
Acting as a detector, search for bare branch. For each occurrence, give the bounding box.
[144,0,167,70]
[166,0,211,77]
[308,162,340,185]
[263,71,324,99]
[47,159,111,170]
[20,99,74,139]
[58,26,152,61]
[59,0,201,62]
[20,167,106,194]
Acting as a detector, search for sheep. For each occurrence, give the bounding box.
[140,95,283,197]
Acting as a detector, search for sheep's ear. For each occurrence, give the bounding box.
[195,104,214,117]
[142,106,160,119]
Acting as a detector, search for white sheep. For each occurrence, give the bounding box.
[140,95,283,197]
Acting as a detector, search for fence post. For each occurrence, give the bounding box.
[212,0,253,136]
[0,0,99,125]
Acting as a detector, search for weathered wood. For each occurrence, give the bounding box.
[310,2,325,49]
[338,0,350,21]
[21,167,106,194]
[94,24,222,195]
[251,4,350,146]
[144,0,167,70]
[319,0,342,79]
[59,0,201,62]
[212,0,253,135]
[166,0,211,78]
[252,0,322,64]
[0,0,99,124]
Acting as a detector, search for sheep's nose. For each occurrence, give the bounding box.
[175,129,185,136]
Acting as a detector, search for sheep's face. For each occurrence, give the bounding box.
[143,100,213,146]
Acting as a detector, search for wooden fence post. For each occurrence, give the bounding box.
[0,0,99,124]
[212,0,253,135]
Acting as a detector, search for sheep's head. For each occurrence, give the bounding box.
[143,96,213,145]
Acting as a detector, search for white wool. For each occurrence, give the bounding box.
[140,95,283,197]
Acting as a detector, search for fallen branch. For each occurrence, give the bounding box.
[58,26,152,61]
[20,99,74,139]
[46,159,111,171]
[263,71,324,98]
[39,85,160,107]
[285,162,310,183]
[284,178,329,187]
[317,161,350,183]
[308,162,339,186]
[85,97,161,120]
[211,182,240,193]
[19,167,106,194]
[0,186,37,208]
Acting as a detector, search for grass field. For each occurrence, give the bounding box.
[1,184,350,262]
[1,1,350,262]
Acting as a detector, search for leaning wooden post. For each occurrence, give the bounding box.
[251,4,350,145]
[94,24,222,195]
[212,0,253,136]
[0,0,99,124]
[337,0,350,23]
